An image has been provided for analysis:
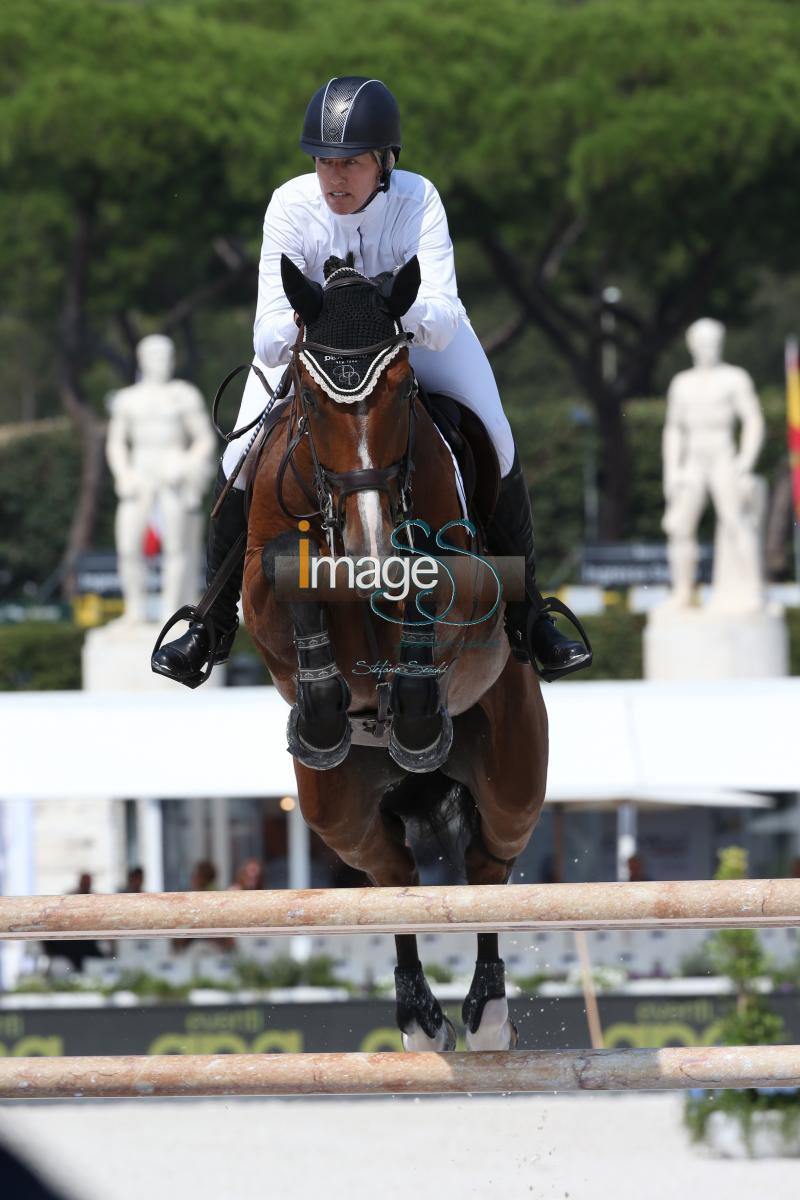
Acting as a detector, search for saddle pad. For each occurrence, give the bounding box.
[432,423,469,521]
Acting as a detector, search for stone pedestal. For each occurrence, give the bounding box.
[644,606,789,681]
[82,620,226,691]
[76,620,226,896]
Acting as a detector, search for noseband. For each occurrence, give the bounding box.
[276,273,419,553]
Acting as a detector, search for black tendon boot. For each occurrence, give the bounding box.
[151,465,245,688]
[487,449,592,681]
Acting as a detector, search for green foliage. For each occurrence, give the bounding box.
[423,962,454,984]
[512,973,550,995]
[710,847,775,999]
[2,1,800,397]
[685,1087,800,1149]
[0,424,116,597]
[2,0,800,656]
[231,955,348,991]
[12,975,90,994]
[111,970,195,1001]
[14,955,352,997]
[0,622,84,690]
[684,846,798,1149]
[573,609,646,680]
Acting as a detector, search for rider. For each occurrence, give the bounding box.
[152,76,591,685]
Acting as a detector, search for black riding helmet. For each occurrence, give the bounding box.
[300,77,401,195]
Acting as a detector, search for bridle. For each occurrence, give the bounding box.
[276,274,419,555]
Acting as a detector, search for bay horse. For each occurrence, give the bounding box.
[243,254,547,1050]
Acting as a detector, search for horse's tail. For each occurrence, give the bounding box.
[380,773,477,885]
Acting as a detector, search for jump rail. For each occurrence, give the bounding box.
[2,878,799,940]
[1,1046,799,1099]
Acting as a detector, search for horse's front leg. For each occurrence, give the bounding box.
[388,602,453,774]
[261,530,351,770]
[395,933,456,1052]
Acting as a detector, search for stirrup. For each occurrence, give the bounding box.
[527,595,593,683]
[151,605,218,690]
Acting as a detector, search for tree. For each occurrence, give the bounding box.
[376,0,800,536]
[0,0,293,591]
[3,0,800,575]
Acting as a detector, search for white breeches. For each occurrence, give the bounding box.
[221,317,515,485]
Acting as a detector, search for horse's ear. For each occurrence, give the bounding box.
[280,254,323,325]
[378,256,421,318]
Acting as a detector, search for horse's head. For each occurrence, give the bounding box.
[281,253,420,562]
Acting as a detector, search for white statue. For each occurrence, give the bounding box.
[661,318,766,613]
[106,335,216,624]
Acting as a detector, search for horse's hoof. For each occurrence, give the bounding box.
[442,1014,457,1051]
[465,1011,518,1052]
[401,1014,457,1053]
[388,708,453,774]
[463,987,517,1051]
[286,705,352,770]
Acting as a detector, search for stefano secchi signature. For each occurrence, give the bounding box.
[352,659,449,677]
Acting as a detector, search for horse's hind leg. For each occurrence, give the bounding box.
[295,757,455,1052]
[395,933,456,1052]
[462,931,518,1051]
[261,531,351,769]
[459,666,547,1050]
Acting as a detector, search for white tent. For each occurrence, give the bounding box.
[2,677,797,802]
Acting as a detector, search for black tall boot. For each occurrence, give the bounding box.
[486,449,592,681]
[150,465,245,688]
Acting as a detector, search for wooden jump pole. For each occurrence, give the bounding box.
[1,878,799,941]
[1,1046,798,1099]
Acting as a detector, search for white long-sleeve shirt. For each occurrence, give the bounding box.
[253,170,467,367]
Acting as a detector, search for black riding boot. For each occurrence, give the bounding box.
[150,465,245,688]
[487,449,592,681]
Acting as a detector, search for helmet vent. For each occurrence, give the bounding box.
[322,77,365,143]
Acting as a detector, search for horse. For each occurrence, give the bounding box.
[242,253,548,1050]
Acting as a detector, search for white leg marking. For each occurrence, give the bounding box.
[401,1020,452,1052]
[465,996,515,1051]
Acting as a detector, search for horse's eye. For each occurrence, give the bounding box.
[301,386,317,410]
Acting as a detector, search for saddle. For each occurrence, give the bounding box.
[419,390,501,540]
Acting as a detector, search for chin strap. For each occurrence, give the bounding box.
[352,149,395,213]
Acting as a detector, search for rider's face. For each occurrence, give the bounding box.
[315,153,381,215]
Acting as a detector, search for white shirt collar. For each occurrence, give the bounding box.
[325,188,388,236]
